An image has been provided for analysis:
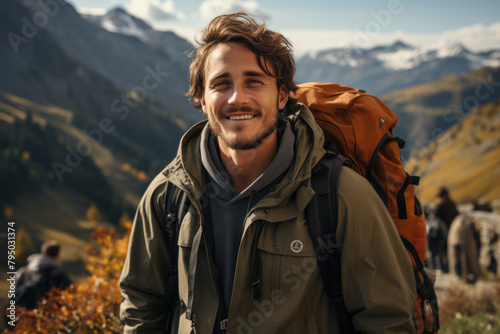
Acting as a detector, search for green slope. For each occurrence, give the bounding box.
[406,100,500,204]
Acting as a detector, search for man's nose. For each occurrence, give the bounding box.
[228,85,249,106]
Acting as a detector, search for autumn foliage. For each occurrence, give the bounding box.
[439,281,500,325]
[4,225,131,333]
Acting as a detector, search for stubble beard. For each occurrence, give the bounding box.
[210,105,278,151]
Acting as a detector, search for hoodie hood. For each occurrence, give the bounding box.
[26,253,58,273]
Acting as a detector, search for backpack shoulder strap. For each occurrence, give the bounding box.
[306,151,353,334]
[400,236,440,331]
[162,182,189,331]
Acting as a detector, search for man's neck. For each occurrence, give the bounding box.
[218,131,278,192]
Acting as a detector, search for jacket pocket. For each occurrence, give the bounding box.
[255,219,321,323]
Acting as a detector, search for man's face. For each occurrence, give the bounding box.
[201,42,288,150]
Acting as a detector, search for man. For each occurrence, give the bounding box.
[120,12,416,333]
[435,186,459,230]
[434,186,460,272]
[15,240,72,309]
[426,213,448,270]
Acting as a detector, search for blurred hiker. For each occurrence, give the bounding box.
[15,240,72,309]
[435,186,459,272]
[426,214,448,270]
[487,232,498,275]
[120,12,416,333]
[435,186,459,230]
[473,200,493,212]
[447,215,482,284]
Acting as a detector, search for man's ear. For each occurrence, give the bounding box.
[200,95,207,115]
[278,85,289,110]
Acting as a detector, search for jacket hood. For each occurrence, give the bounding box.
[26,253,57,273]
[163,104,326,204]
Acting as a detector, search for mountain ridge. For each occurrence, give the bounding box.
[82,6,194,69]
[295,41,500,97]
[17,0,201,122]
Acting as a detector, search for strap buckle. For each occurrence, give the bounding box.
[186,312,196,327]
[316,233,339,256]
[220,319,228,330]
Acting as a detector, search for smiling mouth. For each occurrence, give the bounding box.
[227,114,255,120]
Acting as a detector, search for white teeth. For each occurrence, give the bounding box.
[228,115,254,120]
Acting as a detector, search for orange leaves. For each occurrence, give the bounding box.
[5,225,131,333]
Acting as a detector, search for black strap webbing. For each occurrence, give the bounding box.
[401,237,440,331]
[366,133,389,207]
[162,183,189,332]
[366,134,421,220]
[366,133,388,184]
[396,174,420,219]
[306,153,354,334]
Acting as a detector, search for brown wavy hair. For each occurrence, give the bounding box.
[187,12,298,112]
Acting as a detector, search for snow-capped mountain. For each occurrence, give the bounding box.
[8,1,200,120]
[83,7,152,41]
[83,7,193,66]
[376,43,499,71]
[296,41,500,96]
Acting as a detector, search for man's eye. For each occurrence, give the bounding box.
[213,81,230,88]
[248,79,263,85]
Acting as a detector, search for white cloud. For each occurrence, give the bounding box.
[127,0,185,22]
[75,7,108,16]
[198,0,269,21]
[152,22,200,43]
[430,23,500,52]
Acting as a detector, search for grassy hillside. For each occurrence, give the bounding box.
[383,67,500,115]
[406,100,500,204]
[382,66,500,157]
[0,86,189,218]
[0,93,130,221]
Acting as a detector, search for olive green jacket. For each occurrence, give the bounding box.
[119,105,416,333]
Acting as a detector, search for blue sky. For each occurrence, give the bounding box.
[69,0,500,56]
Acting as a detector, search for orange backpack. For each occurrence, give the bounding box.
[292,82,439,333]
